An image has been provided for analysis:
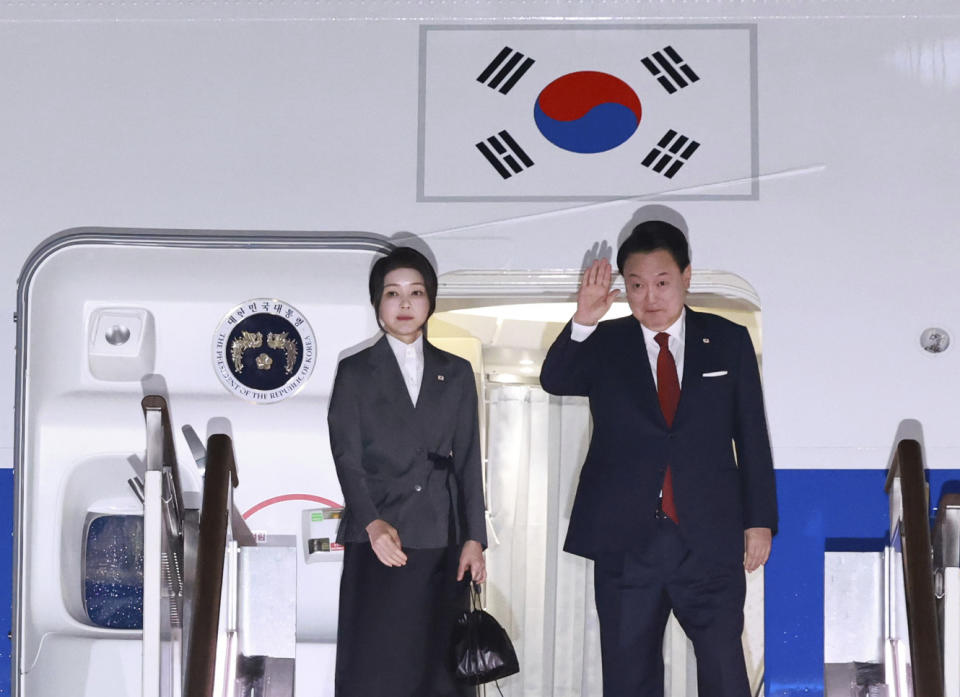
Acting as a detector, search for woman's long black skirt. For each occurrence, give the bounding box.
[334,541,472,697]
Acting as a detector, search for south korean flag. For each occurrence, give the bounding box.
[417,24,757,201]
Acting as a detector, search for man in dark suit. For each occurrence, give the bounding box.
[540,221,777,697]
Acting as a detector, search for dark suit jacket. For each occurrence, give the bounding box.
[328,335,487,549]
[540,308,777,565]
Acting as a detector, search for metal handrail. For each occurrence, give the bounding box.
[932,492,960,689]
[141,396,185,535]
[140,395,188,697]
[932,493,960,570]
[182,434,239,697]
[884,438,944,697]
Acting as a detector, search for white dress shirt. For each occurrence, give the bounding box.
[570,308,686,387]
[385,333,424,405]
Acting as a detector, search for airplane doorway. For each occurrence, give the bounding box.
[429,269,764,697]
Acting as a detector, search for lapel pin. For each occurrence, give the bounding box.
[437,374,445,381]
[703,338,710,344]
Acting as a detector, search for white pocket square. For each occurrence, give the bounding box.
[702,370,728,377]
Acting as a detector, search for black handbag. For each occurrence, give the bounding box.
[452,582,520,686]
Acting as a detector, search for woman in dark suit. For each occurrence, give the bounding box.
[328,247,487,697]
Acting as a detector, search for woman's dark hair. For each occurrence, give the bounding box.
[616,220,691,275]
[368,246,438,326]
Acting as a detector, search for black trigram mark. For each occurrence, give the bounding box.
[642,46,700,94]
[476,46,536,95]
[642,130,700,179]
[476,130,534,179]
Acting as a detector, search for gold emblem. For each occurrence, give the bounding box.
[213,298,316,404]
[231,331,263,373]
[267,331,299,375]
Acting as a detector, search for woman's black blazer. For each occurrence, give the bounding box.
[328,335,488,549]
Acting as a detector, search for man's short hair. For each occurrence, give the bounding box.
[368,246,438,324]
[616,221,691,275]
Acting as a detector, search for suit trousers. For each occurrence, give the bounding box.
[334,541,472,697]
[593,518,750,697]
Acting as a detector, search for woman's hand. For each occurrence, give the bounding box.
[457,540,486,583]
[365,519,408,567]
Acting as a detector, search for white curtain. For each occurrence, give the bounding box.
[484,385,603,697]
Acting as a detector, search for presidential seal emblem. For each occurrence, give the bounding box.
[212,299,315,404]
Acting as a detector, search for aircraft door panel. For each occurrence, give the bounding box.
[14,230,390,697]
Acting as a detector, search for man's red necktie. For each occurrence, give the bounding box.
[655,332,680,524]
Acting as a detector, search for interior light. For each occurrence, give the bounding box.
[449,302,632,323]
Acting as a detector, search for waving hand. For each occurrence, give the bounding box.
[573,258,621,326]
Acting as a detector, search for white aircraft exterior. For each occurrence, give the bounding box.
[2,1,960,696]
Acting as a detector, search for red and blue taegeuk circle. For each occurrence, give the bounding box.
[533,71,643,154]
